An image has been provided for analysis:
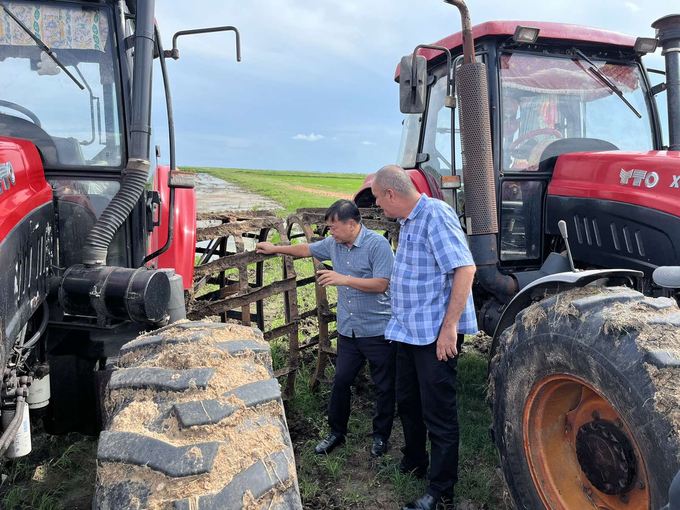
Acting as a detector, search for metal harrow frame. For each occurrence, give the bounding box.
[187,208,398,398]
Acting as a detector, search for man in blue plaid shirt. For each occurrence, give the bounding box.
[372,165,477,510]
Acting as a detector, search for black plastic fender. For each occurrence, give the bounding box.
[488,269,644,364]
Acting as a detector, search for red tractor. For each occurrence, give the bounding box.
[0,0,301,508]
[355,2,680,509]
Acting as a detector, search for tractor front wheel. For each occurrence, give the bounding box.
[490,287,680,509]
[94,321,301,509]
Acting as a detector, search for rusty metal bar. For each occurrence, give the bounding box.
[197,218,284,242]
[196,209,278,221]
[188,276,296,319]
[282,253,299,399]
[263,322,299,341]
[193,250,280,279]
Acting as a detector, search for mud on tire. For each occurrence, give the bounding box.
[489,287,680,509]
[94,321,302,510]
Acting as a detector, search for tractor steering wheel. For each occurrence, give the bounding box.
[0,100,42,128]
[508,128,563,154]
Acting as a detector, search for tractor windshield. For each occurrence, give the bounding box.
[0,1,123,168]
[500,52,654,171]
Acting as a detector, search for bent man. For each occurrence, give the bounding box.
[372,166,477,510]
[256,199,396,457]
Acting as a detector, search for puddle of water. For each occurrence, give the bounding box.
[194,173,273,258]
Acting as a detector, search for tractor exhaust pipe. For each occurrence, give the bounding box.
[81,0,156,266]
[443,0,517,301]
[653,15,680,151]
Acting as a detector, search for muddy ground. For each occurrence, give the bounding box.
[285,338,497,510]
[194,172,282,213]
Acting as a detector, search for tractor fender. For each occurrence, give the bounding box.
[489,268,643,363]
[353,168,439,206]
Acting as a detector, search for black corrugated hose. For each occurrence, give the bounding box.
[81,158,151,266]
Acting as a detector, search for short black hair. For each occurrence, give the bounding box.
[324,199,361,224]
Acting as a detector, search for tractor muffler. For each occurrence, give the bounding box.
[444,0,517,301]
[653,15,680,151]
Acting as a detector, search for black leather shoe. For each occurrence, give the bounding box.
[398,459,427,479]
[314,434,345,454]
[401,493,451,510]
[370,437,388,458]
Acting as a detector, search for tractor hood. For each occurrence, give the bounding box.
[0,136,52,240]
[0,136,53,374]
[548,150,680,218]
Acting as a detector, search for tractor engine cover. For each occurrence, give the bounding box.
[0,136,53,372]
[546,150,680,276]
[59,265,172,324]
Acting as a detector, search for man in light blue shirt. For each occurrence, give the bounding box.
[256,200,395,457]
[372,165,477,510]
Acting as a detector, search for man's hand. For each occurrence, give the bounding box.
[436,325,458,361]
[255,242,277,255]
[316,269,348,288]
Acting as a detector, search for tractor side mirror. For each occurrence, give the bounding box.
[399,54,427,114]
[165,26,241,62]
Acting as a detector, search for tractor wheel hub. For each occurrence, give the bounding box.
[576,419,637,495]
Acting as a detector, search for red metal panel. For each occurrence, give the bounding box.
[395,20,637,80]
[0,137,52,241]
[147,165,196,289]
[354,168,436,202]
[548,150,680,217]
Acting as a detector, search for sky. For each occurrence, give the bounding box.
[151,0,678,174]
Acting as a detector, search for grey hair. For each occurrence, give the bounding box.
[373,165,418,197]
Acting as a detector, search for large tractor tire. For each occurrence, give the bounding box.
[94,321,302,510]
[489,286,680,509]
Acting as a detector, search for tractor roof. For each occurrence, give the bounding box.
[394,20,637,80]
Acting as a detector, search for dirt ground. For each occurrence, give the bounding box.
[194,172,282,213]
[286,373,407,509]
[289,185,353,200]
[286,341,495,510]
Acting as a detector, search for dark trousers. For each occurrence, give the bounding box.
[328,333,397,440]
[396,334,465,499]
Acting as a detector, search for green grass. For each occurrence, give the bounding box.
[185,167,368,214]
[0,432,98,510]
[278,336,500,507]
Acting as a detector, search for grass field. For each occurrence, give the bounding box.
[0,168,500,510]
[184,167,368,214]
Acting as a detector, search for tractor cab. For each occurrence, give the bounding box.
[0,0,238,436]
[390,21,663,271]
[0,1,136,271]
[0,1,124,169]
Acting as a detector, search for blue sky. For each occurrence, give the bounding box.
[152,0,677,174]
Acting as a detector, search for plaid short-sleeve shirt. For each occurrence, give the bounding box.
[385,194,478,345]
[308,225,394,338]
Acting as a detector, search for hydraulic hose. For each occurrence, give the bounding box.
[0,399,26,456]
[21,301,49,351]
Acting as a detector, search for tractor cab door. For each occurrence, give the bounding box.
[496,49,656,268]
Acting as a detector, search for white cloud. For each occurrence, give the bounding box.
[361,140,377,146]
[292,133,325,142]
[625,1,641,13]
